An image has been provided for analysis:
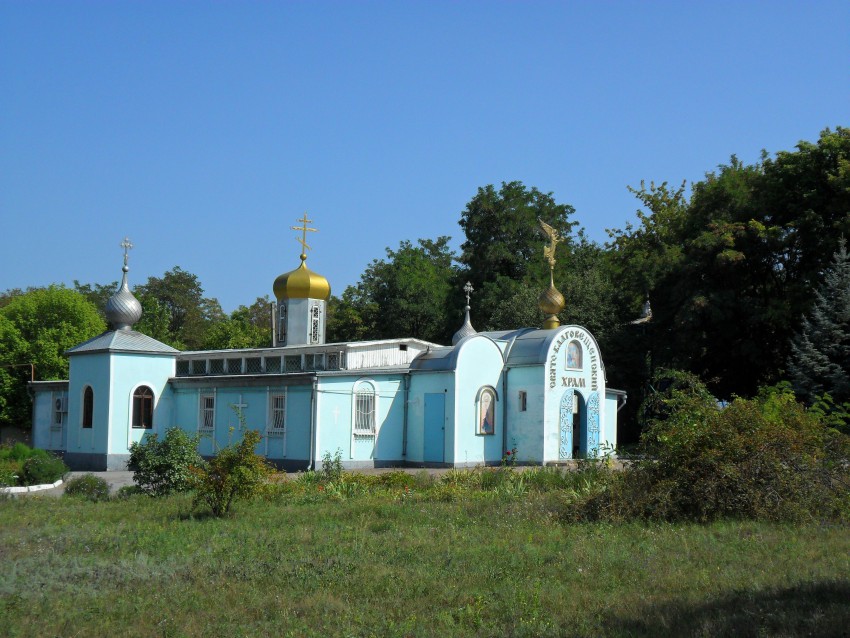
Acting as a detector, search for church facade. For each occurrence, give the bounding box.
[30,221,625,470]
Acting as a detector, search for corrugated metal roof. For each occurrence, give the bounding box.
[503,329,562,366]
[409,346,461,372]
[66,330,179,356]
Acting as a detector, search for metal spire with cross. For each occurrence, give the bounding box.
[120,237,133,272]
[290,214,318,261]
[463,281,474,311]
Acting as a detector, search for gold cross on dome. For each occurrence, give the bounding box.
[290,214,318,256]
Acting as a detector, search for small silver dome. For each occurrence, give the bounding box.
[105,238,143,331]
[451,281,477,345]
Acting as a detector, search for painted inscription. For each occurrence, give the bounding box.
[549,328,599,391]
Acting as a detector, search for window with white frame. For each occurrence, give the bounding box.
[270,393,286,431]
[132,386,154,429]
[353,382,376,436]
[200,394,215,430]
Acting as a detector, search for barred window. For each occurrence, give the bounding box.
[354,383,376,436]
[278,303,287,346]
[176,360,190,376]
[245,357,262,374]
[270,394,286,430]
[82,386,94,428]
[226,358,242,374]
[190,359,207,375]
[200,394,215,430]
[310,304,321,344]
[132,386,154,429]
[265,356,281,374]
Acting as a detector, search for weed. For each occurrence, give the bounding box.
[63,474,110,502]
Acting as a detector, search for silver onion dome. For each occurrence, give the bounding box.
[451,281,477,345]
[105,238,143,331]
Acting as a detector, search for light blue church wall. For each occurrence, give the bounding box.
[541,326,609,462]
[66,353,111,461]
[407,371,454,464]
[170,381,315,469]
[30,383,69,452]
[315,374,406,469]
[451,336,505,467]
[504,365,546,464]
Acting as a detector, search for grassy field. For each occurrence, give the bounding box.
[1,477,849,637]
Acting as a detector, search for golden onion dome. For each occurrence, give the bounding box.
[273,255,331,301]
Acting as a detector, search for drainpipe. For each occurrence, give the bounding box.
[501,366,509,456]
[617,394,627,412]
[307,377,317,470]
[402,374,410,458]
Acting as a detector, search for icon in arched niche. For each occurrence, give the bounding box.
[478,387,496,435]
[566,340,583,369]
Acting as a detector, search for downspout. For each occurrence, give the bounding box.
[501,366,509,456]
[308,376,317,470]
[617,394,627,412]
[401,373,410,458]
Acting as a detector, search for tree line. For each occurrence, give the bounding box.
[2,127,848,440]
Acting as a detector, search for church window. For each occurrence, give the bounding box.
[198,394,215,430]
[226,358,242,374]
[210,359,225,374]
[132,386,154,429]
[200,394,215,430]
[270,393,286,431]
[310,304,321,344]
[353,382,376,436]
[518,391,527,412]
[191,359,207,375]
[246,357,262,374]
[176,360,189,376]
[82,386,94,428]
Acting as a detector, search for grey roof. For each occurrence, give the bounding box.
[409,346,462,372]
[502,328,565,366]
[66,330,179,356]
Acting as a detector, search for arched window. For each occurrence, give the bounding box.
[82,386,94,429]
[132,386,154,429]
[353,381,376,435]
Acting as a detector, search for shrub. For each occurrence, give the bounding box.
[64,474,110,502]
[568,372,850,523]
[128,427,202,496]
[20,454,68,486]
[188,429,273,517]
[114,485,144,499]
[0,458,22,487]
[320,448,344,484]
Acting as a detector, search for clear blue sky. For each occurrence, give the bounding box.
[1,1,847,312]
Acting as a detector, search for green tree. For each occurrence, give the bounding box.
[789,240,850,404]
[607,128,850,400]
[135,267,223,349]
[0,287,106,427]
[458,181,576,328]
[337,237,458,344]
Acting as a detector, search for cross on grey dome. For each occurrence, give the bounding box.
[105,237,143,330]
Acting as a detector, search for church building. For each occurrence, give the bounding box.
[30,217,625,470]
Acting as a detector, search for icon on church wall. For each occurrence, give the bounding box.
[478,388,495,435]
[566,341,583,369]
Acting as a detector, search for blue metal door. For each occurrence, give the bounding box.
[423,393,445,463]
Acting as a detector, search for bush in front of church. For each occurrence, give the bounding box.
[64,474,110,502]
[128,427,202,497]
[565,372,850,523]
[188,429,273,517]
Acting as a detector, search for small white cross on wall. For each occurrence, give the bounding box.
[232,394,249,411]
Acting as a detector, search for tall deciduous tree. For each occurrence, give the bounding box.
[608,127,850,400]
[135,267,223,350]
[0,287,105,427]
[458,181,576,328]
[330,237,457,344]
